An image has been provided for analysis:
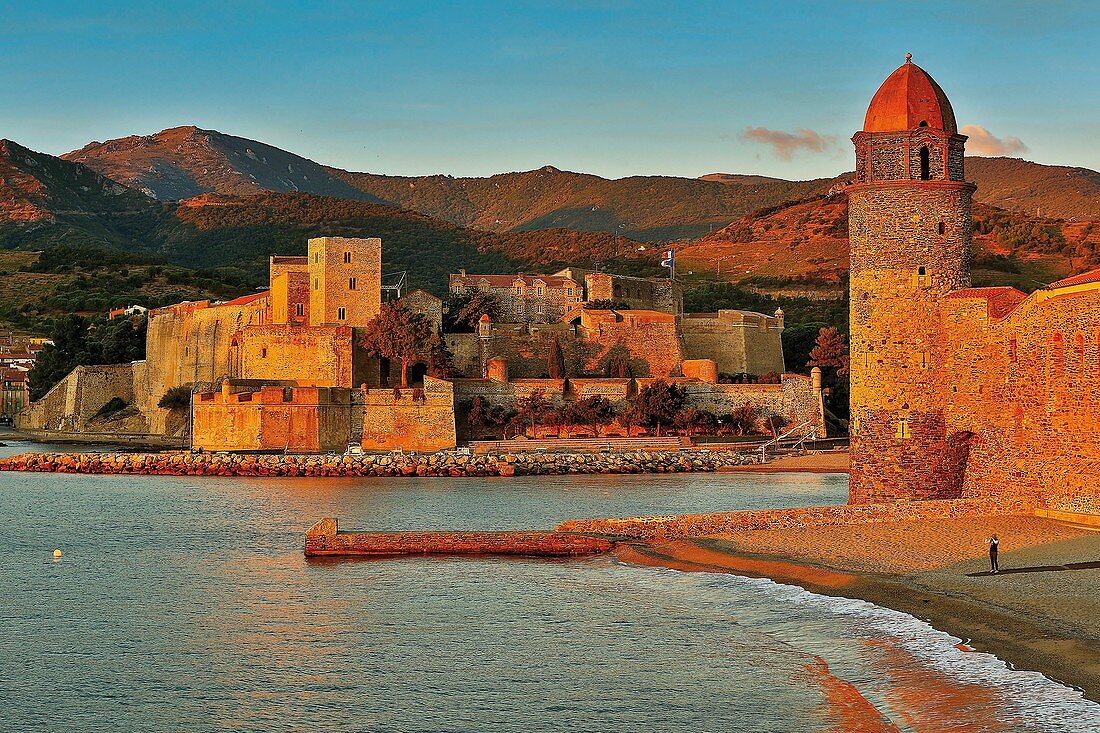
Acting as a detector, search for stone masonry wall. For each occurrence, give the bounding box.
[361,376,457,452]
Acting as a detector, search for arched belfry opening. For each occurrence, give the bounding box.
[919,147,931,180]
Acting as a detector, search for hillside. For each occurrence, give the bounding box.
[965,157,1100,221]
[325,165,836,241]
[62,126,382,202]
[677,192,1099,292]
[0,139,166,252]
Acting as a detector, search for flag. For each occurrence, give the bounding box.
[660,250,675,268]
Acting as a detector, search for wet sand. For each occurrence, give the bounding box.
[615,514,1100,702]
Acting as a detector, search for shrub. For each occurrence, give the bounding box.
[158,386,192,410]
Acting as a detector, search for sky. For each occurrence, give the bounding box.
[0,1,1096,181]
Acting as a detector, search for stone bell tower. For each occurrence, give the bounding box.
[848,54,976,504]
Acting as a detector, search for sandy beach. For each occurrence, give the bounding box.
[615,514,1100,701]
[721,450,850,473]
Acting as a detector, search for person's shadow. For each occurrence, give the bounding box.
[968,560,1100,577]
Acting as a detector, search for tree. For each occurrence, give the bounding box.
[630,380,686,436]
[444,291,502,332]
[158,385,192,410]
[358,302,436,387]
[726,403,758,436]
[28,314,147,401]
[674,407,717,437]
[547,338,566,379]
[584,299,629,311]
[571,396,615,437]
[807,326,850,377]
[428,340,459,379]
[514,391,553,436]
[465,397,488,429]
[608,356,632,379]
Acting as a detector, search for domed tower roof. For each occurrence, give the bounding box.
[863,54,957,133]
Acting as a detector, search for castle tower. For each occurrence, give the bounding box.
[848,55,976,504]
[307,236,382,327]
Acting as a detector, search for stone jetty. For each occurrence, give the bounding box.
[304,518,615,557]
[0,448,758,478]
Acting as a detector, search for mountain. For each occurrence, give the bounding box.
[63,128,838,241]
[62,126,382,203]
[676,191,1100,293]
[0,139,166,252]
[965,157,1100,222]
[324,165,837,241]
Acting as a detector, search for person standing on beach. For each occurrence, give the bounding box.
[988,534,999,574]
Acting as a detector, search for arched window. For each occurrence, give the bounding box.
[919,147,931,180]
[1076,333,1086,373]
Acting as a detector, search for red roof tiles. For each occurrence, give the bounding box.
[864,57,957,133]
[217,290,271,307]
[1049,268,1100,289]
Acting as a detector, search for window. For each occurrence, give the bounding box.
[938,222,946,235]
[1051,333,1065,373]
[349,277,357,290]
[919,147,930,180]
[537,287,544,296]
[1008,338,1017,364]
[536,303,543,315]
[338,307,346,320]
[261,347,268,358]
[295,303,305,317]
[567,288,573,297]
[314,279,319,291]
[895,419,911,439]
[343,251,352,264]
[918,266,926,276]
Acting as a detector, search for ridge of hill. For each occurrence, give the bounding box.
[676,191,1100,293]
[62,126,383,203]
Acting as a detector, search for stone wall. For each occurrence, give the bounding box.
[579,309,682,377]
[361,376,457,452]
[307,236,382,327]
[237,325,357,386]
[681,310,785,376]
[192,384,352,452]
[17,362,149,435]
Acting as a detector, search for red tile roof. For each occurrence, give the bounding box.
[864,57,957,133]
[1049,268,1100,289]
[217,290,271,307]
[944,287,1028,319]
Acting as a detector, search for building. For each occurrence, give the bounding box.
[1,368,29,422]
[848,55,1100,516]
[448,267,683,324]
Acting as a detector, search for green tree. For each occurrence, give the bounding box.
[358,302,437,387]
[514,391,553,436]
[725,403,758,436]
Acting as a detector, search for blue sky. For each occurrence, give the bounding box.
[0,1,1096,180]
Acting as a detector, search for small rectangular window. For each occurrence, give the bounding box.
[314,279,319,291]
[349,277,357,290]
[295,303,305,317]
[344,251,352,264]
[895,419,911,439]
[261,347,268,358]
[338,307,346,320]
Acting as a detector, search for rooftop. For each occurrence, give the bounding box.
[864,54,957,133]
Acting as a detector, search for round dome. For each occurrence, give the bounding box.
[863,55,957,133]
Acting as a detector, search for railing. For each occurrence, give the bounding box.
[757,421,818,463]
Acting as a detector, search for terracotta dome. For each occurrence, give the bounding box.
[863,55,957,133]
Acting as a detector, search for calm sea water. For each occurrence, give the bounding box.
[1,433,1097,732]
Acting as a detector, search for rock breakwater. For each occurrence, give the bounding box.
[0,448,758,478]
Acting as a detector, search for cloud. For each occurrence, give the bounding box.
[960,125,1028,157]
[741,127,836,160]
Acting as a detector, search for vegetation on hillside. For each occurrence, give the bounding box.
[28,314,146,400]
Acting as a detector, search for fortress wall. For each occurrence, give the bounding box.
[681,310,785,376]
[238,325,355,386]
[192,386,352,453]
[18,362,143,433]
[579,310,682,378]
[445,334,483,377]
[940,288,1100,514]
[361,377,457,452]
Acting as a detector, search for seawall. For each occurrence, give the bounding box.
[0,448,760,478]
[304,518,615,557]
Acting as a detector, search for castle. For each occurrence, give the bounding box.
[848,55,1100,515]
[19,235,817,451]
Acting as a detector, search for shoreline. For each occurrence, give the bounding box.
[613,534,1100,703]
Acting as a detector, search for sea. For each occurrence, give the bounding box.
[1,432,1097,732]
